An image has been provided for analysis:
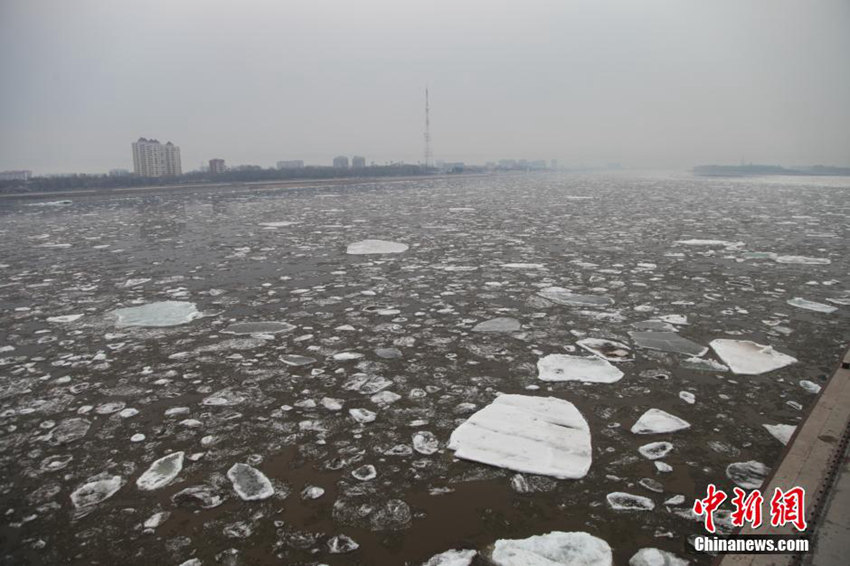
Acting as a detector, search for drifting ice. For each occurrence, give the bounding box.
[346,239,409,255]
[472,317,521,333]
[786,297,837,314]
[537,354,624,383]
[629,332,708,357]
[485,531,612,566]
[227,463,274,501]
[71,475,124,509]
[448,394,592,479]
[709,339,797,375]
[576,338,633,362]
[631,409,691,434]
[538,287,614,307]
[137,452,185,491]
[111,301,201,327]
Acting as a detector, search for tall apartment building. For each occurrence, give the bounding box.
[132,138,182,177]
[352,156,366,169]
[209,158,226,174]
[332,156,349,169]
[277,160,304,170]
[0,170,32,181]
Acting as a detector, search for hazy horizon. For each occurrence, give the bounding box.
[1,0,849,175]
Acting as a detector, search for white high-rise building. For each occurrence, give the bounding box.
[132,138,182,177]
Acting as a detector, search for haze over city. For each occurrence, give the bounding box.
[1,0,849,175]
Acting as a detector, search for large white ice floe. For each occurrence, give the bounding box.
[709,339,797,375]
[576,338,633,362]
[111,301,201,327]
[763,424,796,445]
[629,548,690,566]
[537,354,624,383]
[484,531,612,566]
[71,475,124,509]
[629,332,707,357]
[227,463,274,501]
[786,297,838,314]
[538,287,614,307]
[675,239,742,247]
[136,452,185,491]
[421,548,476,566]
[46,314,84,323]
[631,409,691,434]
[448,394,592,479]
[346,239,409,255]
[472,317,521,333]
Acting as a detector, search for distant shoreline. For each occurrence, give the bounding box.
[693,164,850,177]
[0,172,493,201]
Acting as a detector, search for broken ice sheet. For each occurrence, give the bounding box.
[726,461,769,489]
[136,452,185,491]
[472,317,521,333]
[709,339,797,375]
[537,287,614,307]
[537,354,624,383]
[346,239,409,254]
[629,331,708,357]
[46,314,84,323]
[763,424,796,445]
[111,301,201,327]
[774,255,831,265]
[421,548,476,566]
[222,321,296,334]
[227,463,274,501]
[607,492,655,511]
[629,548,689,566]
[786,297,838,314]
[631,409,690,434]
[485,531,612,566]
[576,338,633,362]
[71,475,124,509]
[448,394,592,479]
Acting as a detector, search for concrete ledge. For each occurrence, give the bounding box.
[716,349,850,566]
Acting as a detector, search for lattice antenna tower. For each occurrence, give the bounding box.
[424,88,432,169]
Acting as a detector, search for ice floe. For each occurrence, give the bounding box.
[709,339,797,375]
[472,317,521,332]
[448,394,592,479]
[629,548,689,566]
[346,239,409,254]
[537,354,624,383]
[327,534,359,553]
[71,475,124,509]
[631,409,691,435]
[46,314,83,323]
[629,332,707,357]
[222,321,296,334]
[675,239,741,247]
[726,461,770,489]
[576,338,633,362]
[774,255,831,265]
[800,380,822,394]
[485,531,612,566]
[638,441,674,460]
[136,452,185,491]
[538,287,614,307]
[422,548,476,566]
[763,424,796,445]
[111,301,201,327]
[607,492,656,511]
[786,297,838,314]
[227,463,274,501]
[413,431,440,454]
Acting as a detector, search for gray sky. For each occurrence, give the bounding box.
[1,0,848,174]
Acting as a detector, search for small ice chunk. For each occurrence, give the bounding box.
[422,549,477,566]
[47,314,84,323]
[607,492,655,511]
[71,475,124,509]
[629,548,689,566]
[800,380,822,394]
[538,287,614,307]
[678,391,695,404]
[351,464,377,481]
[172,485,223,509]
[111,301,200,327]
[334,351,364,361]
[281,354,317,366]
[143,510,170,529]
[576,338,633,362]
[223,321,296,335]
[370,391,401,405]
[675,239,739,246]
[346,239,408,254]
[763,424,796,445]
[774,255,830,265]
[349,408,377,423]
[631,409,690,435]
[726,461,770,489]
[301,486,325,499]
[227,463,274,501]
[413,431,439,455]
[537,354,624,383]
[659,314,688,325]
[327,534,359,553]
[321,397,344,411]
[787,297,837,314]
[485,531,612,566]
[136,452,185,491]
[45,418,91,444]
[638,441,673,460]
[681,356,728,372]
[501,263,545,269]
[664,495,685,505]
[130,433,146,442]
[655,461,673,473]
[375,347,403,359]
[448,394,592,479]
[472,317,521,333]
[709,339,797,375]
[629,332,707,357]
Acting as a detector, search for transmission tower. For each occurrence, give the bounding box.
[424,88,432,169]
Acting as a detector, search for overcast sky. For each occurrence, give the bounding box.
[1,0,848,174]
